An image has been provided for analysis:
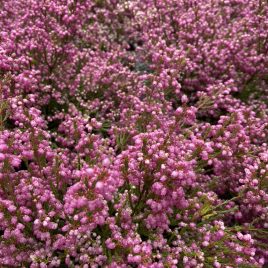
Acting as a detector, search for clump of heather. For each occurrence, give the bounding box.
[1,0,268,267]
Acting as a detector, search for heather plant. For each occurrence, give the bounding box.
[1,0,268,267]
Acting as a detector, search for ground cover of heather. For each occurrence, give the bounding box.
[1,0,268,267]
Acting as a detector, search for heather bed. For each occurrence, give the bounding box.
[0,0,268,267]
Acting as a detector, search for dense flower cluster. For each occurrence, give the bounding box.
[1,0,268,267]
